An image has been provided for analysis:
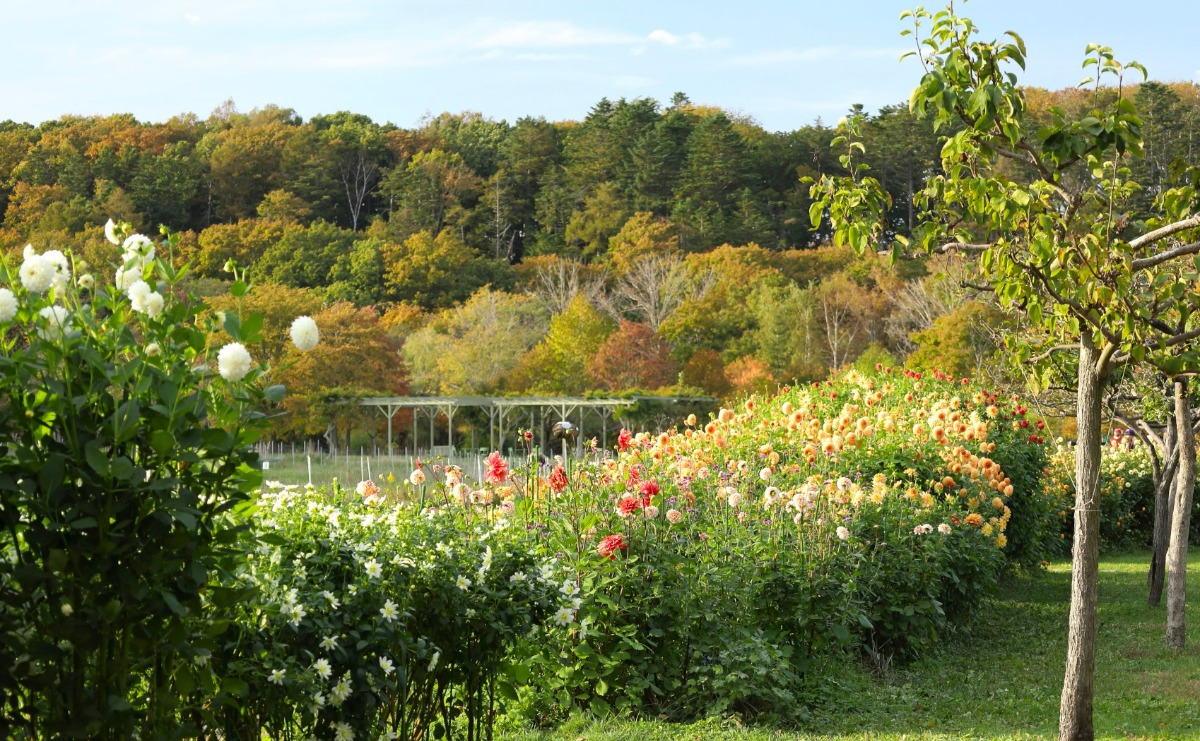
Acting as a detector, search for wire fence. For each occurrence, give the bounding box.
[254,441,583,488]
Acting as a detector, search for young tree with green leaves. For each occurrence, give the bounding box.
[810,6,1200,739]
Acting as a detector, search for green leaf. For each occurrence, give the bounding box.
[114,399,141,444]
[221,677,249,697]
[175,667,196,695]
[162,591,188,616]
[111,457,135,482]
[504,661,530,685]
[263,384,286,403]
[84,441,109,477]
[832,624,851,644]
[808,200,824,228]
[240,313,263,343]
[150,429,175,456]
[223,312,242,339]
[39,457,66,499]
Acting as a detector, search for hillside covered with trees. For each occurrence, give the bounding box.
[3,83,1199,441]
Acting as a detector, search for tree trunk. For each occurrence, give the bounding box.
[324,421,339,456]
[1166,377,1195,649]
[1149,420,1177,607]
[1059,339,1106,741]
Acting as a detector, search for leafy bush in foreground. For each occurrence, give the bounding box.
[0,224,300,738]
[198,482,568,741]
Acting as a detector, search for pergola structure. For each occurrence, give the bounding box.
[357,395,712,455]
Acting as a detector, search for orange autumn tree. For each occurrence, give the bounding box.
[275,301,406,441]
[587,321,679,391]
[208,285,404,439]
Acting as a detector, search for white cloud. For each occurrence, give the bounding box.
[468,21,725,54]
[474,21,637,49]
[511,52,590,62]
[646,30,727,50]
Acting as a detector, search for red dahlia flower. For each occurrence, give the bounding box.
[549,465,568,492]
[616,495,642,516]
[484,451,509,484]
[597,534,627,559]
[639,480,660,506]
[617,428,633,452]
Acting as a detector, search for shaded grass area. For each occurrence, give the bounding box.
[499,551,1200,740]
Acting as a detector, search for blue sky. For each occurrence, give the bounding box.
[2,0,1197,131]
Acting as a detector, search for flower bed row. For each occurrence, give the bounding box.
[201,368,1054,736]
[1044,442,1200,551]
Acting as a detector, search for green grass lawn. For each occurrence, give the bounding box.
[498,551,1200,741]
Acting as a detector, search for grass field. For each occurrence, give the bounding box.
[498,552,1200,741]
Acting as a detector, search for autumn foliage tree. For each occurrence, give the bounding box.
[906,300,1005,379]
[507,295,615,394]
[587,321,679,391]
[274,301,405,442]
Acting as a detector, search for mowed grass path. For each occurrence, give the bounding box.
[499,552,1200,741]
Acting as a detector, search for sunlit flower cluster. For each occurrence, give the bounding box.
[214,480,577,737]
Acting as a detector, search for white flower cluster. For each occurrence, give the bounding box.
[290,315,319,351]
[11,246,76,339]
[0,287,16,323]
[126,279,164,318]
[113,228,156,292]
[237,483,574,738]
[217,342,253,382]
[37,306,73,341]
[19,245,70,295]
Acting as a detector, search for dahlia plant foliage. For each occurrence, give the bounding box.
[0,220,318,738]
[1045,442,1200,552]
[493,367,1051,721]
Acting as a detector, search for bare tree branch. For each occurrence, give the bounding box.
[608,255,713,331]
[1128,213,1200,251]
[1131,240,1200,272]
[959,281,996,293]
[531,258,603,315]
[1031,343,1081,364]
[932,241,992,254]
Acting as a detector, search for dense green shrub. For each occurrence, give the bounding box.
[0,224,290,738]
[200,481,566,741]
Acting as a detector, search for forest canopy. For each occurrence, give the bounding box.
[4,83,1198,437]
